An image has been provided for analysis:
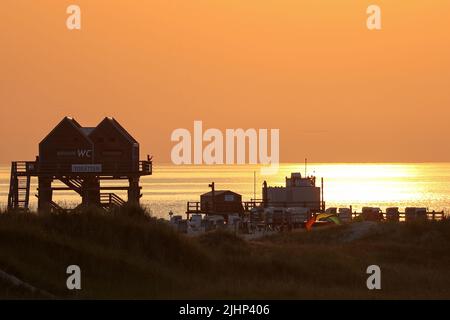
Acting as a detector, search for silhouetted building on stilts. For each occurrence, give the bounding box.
[7,117,152,212]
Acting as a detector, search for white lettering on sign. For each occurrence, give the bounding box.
[57,150,76,157]
[71,164,102,173]
[77,149,92,158]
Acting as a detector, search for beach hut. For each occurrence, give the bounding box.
[8,117,152,212]
[200,190,244,214]
[89,117,140,172]
[39,117,94,165]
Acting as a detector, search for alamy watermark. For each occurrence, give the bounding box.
[367,5,382,30]
[66,5,81,30]
[66,265,82,290]
[171,121,280,174]
[65,4,382,31]
[366,265,381,290]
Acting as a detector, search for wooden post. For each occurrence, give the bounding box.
[81,178,100,207]
[208,182,215,213]
[38,177,53,212]
[128,177,140,204]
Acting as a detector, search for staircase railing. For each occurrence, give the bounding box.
[100,193,126,208]
[7,161,31,211]
[34,194,66,213]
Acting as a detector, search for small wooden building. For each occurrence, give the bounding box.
[39,117,94,165]
[39,117,140,171]
[200,190,244,214]
[8,117,152,212]
[89,117,140,172]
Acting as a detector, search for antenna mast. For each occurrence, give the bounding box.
[305,158,307,177]
[253,171,256,201]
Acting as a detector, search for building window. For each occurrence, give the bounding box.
[224,195,235,202]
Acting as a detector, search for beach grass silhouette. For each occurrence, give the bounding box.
[1,206,450,299]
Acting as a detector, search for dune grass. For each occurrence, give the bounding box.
[1,207,450,299]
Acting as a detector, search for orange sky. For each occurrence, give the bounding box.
[1,0,449,163]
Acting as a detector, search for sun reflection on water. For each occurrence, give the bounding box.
[1,163,449,218]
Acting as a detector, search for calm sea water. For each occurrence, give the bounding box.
[1,163,449,219]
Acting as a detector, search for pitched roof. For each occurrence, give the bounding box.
[90,117,138,144]
[109,118,138,144]
[201,190,239,197]
[39,117,92,145]
[40,117,139,145]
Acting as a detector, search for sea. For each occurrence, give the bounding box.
[1,163,449,219]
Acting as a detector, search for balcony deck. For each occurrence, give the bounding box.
[11,160,152,178]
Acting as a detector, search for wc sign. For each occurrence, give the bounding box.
[77,149,92,158]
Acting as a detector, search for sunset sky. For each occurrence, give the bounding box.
[1,1,449,163]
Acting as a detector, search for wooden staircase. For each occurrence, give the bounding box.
[7,162,31,211]
[34,194,67,213]
[100,193,126,209]
[7,160,127,212]
[34,192,126,212]
[60,178,83,194]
